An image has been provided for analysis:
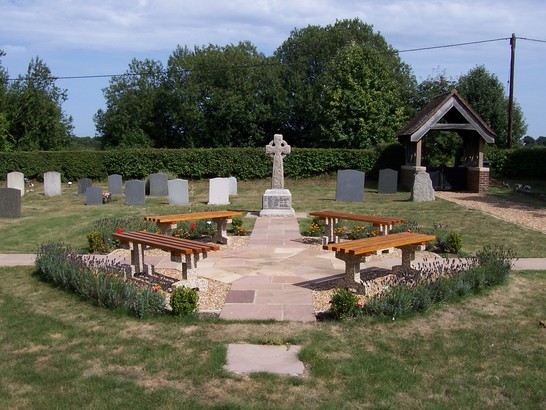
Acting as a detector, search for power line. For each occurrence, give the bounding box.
[5,35,545,82]
[397,37,510,53]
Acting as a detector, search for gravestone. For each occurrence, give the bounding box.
[85,186,103,205]
[378,168,398,194]
[125,180,145,206]
[208,178,230,205]
[77,178,93,195]
[168,179,189,205]
[7,171,25,196]
[149,173,169,197]
[108,174,123,195]
[43,171,61,196]
[0,188,21,218]
[336,169,365,202]
[260,134,295,216]
[410,171,435,202]
[228,176,238,196]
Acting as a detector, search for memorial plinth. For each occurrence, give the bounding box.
[260,188,295,217]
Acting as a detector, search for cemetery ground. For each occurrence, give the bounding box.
[0,177,545,408]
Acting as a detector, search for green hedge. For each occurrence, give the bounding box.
[0,146,394,181]
[486,146,546,178]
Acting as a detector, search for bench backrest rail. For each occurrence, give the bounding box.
[144,210,243,224]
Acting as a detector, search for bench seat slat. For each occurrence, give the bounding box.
[324,232,435,255]
[310,210,406,225]
[112,231,220,254]
[144,210,242,224]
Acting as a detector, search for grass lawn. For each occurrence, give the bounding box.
[0,177,545,408]
[1,177,544,256]
[0,266,544,408]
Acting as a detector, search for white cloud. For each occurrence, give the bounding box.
[1,0,545,137]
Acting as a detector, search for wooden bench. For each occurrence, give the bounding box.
[323,232,436,282]
[112,230,220,290]
[310,211,407,244]
[144,210,243,244]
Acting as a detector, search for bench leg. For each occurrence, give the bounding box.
[212,217,229,244]
[321,217,339,244]
[392,244,424,272]
[158,222,177,236]
[129,242,144,276]
[171,253,209,290]
[335,252,366,282]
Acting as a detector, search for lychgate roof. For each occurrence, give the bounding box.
[397,89,496,143]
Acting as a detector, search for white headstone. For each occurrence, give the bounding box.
[228,176,238,196]
[44,172,62,196]
[208,178,230,205]
[168,179,189,205]
[7,172,25,196]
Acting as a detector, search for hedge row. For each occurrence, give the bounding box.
[486,146,546,179]
[2,145,542,181]
[0,145,403,181]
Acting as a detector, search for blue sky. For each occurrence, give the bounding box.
[1,0,545,139]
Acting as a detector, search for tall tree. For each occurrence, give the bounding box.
[95,58,167,148]
[275,18,416,147]
[167,41,284,147]
[457,65,527,147]
[319,43,408,148]
[4,57,73,150]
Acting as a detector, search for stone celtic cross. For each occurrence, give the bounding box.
[265,134,291,189]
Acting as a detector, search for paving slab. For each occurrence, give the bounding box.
[225,344,304,376]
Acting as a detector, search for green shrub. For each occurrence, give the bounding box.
[330,288,359,319]
[170,286,199,317]
[230,217,248,236]
[87,217,158,254]
[360,244,515,319]
[35,243,165,318]
[303,217,324,237]
[446,232,463,254]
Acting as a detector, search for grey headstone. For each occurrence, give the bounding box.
[208,178,230,205]
[378,168,398,194]
[410,171,435,202]
[149,173,169,196]
[7,172,25,196]
[168,179,189,205]
[125,180,145,206]
[77,178,93,195]
[108,174,123,195]
[228,176,237,196]
[265,134,291,189]
[85,186,103,205]
[335,169,365,202]
[44,172,61,196]
[0,188,21,218]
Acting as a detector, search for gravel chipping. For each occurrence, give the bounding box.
[435,191,546,234]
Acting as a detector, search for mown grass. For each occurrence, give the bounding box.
[1,177,545,256]
[1,266,544,409]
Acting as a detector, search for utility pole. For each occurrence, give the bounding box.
[507,33,516,149]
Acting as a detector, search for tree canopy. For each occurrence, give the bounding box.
[0,54,74,151]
